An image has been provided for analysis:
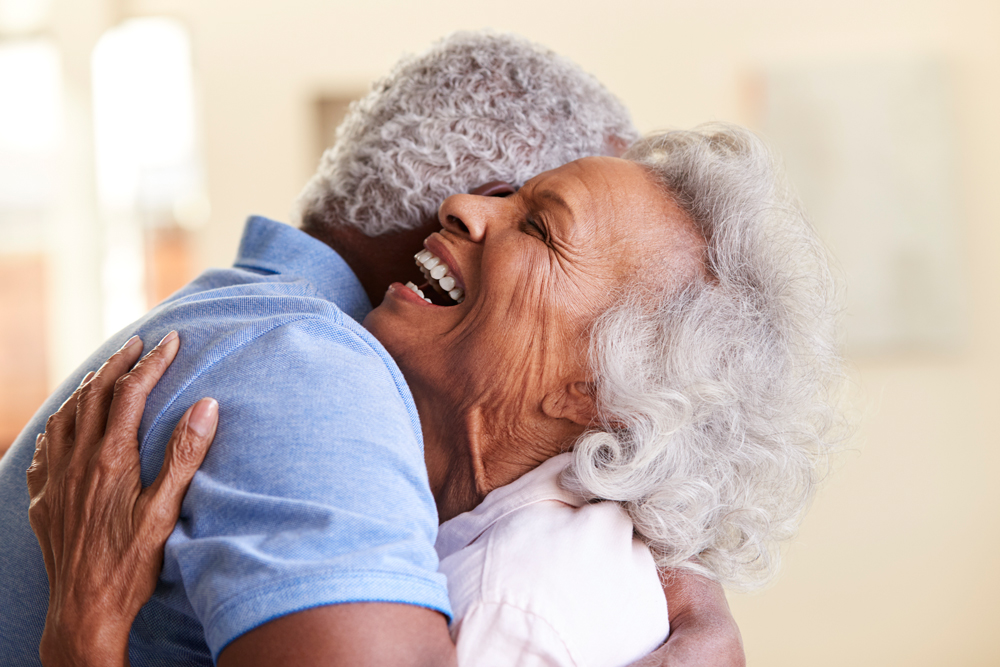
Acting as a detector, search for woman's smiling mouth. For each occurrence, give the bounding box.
[412,247,465,305]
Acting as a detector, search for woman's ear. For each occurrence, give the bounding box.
[541,381,597,427]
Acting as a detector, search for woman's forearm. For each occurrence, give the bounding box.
[630,569,744,667]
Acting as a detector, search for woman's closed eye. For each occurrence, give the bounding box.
[522,217,548,242]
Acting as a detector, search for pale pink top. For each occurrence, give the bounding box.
[436,453,670,667]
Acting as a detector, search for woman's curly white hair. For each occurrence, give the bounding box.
[564,124,845,590]
[296,31,638,236]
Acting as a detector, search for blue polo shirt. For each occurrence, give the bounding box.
[0,217,451,665]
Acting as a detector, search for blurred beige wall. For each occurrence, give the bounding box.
[13,0,1000,664]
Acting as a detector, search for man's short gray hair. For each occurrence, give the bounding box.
[295,31,638,236]
[565,124,845,590]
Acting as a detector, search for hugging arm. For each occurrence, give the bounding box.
[631,571,745,667]
[26,337,456,667]
[26,334,218,667]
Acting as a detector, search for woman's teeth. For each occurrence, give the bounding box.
[414,249,465,303]
[404,281,432,303]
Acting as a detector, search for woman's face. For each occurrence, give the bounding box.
[364,156,697,492]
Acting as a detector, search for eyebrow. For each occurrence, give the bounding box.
[536,189,574,220]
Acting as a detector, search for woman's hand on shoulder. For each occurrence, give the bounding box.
[629,568,745,667]
[26,333,218,667]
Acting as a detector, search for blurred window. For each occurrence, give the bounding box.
[91,17,206,333]
[0,14,206,459]
[0,37,61,457]
[0,38,62,241]
[0,0,50,35]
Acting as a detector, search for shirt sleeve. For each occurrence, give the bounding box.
[453,601,578,667]
[141,316,450,659]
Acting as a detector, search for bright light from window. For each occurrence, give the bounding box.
[91,17,198,210]
[91,17,203,337]
[0,40,60,151]
[0,0,51,34]
[0,39,62,208]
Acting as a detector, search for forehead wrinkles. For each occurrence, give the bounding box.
[625,169,708,293]
[574,165,664,279]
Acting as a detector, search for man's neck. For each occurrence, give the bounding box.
[303,218,439,307]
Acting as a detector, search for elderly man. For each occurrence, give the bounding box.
[0,33,741,666]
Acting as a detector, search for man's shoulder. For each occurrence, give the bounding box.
[132,277,420,486]
[141,269,394,397]
[152,265,349,327]
[159,311,412,429]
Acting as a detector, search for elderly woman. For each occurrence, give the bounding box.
[28,125,841,666]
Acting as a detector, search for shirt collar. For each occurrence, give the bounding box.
[435,453,584,560]
[233,216,372,323]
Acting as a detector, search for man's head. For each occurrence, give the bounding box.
[294,31,639,239]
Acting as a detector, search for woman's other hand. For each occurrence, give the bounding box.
[26,332,218,667]
[629,568,745,667]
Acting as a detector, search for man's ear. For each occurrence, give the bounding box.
[469,181,517,197]
[541,381,597,427]
[605,134,630,158]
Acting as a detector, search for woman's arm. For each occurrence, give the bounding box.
[26,333,218,667]
[629,570,745,667]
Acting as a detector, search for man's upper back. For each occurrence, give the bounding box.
[0,217,449,666]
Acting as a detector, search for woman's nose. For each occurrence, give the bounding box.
[438,194,496,242]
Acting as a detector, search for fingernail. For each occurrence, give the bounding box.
[188,398,218,437]
[119,335,141,352]
[159,331,178,347]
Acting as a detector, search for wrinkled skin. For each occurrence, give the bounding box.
[367,157,706,521]
[27,333,218,667]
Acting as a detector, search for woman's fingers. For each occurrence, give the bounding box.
[25,433,48,499]
[26,332,204,666]
[43,371,92,469]
[73,336,146,454]
[140,397,217,539]
[104,332,181,455]
[26,433,57,587]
